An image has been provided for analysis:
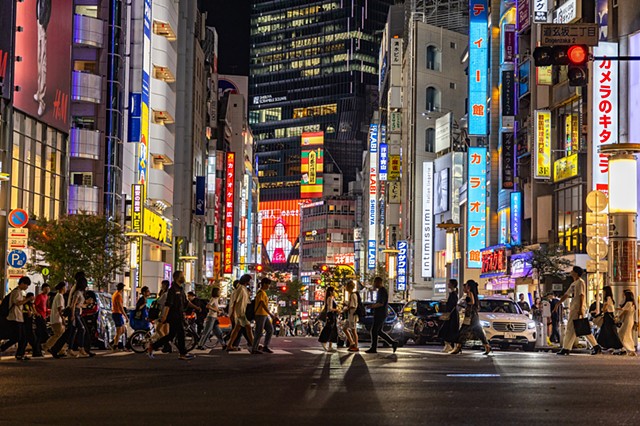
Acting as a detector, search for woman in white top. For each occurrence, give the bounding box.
[197,287,226,350]
[342,281,359,352]
[596,286,622,352]
[66,279,89,357]
[617,290,637,356]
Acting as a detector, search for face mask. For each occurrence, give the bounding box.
[179,277,185,284]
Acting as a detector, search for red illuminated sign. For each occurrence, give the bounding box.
[223,152,235,274]
[480,246,508,277]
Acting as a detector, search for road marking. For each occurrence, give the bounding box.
[301,349,330,355]
[102,351,134,357]
[445,374,501,378]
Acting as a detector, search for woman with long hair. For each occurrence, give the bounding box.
[449,280,491,355]
[66,278,89,357]
[617,290,637,356]
[438,279,460,352]
[596,286,623,352]
[318,287,339,351]
[197,287,226,350]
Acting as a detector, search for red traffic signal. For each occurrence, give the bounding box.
[256,264,264,273]
[281,286,287,292]
[567,45,588,65]
[320,264,329,273]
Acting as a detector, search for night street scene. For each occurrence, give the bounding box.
[2,0,640,424]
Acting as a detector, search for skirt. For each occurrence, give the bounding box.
[457,314,488,345]
[438,311,460,343]
[597,312,623,350]
[318,313,338,343]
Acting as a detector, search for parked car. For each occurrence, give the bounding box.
[476,296,537,351]
[388,302,406,319]
[356,303,404,346]
[402,300,446,345]
[91,291,117,349]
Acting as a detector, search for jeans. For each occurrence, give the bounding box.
[551,319,561,343]
[67,310,85,350]
[369,316,395,351]
[198,316,224,347]
[252,315,273,352]
[0,321,27,357]
[153,316,186,355]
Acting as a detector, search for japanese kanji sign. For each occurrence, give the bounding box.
[540,24,599,46]
[223,152,235,274]
[467,147,487,269]
[534,110,551,179]
[468,0,489,136]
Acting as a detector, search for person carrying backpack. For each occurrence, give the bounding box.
[342,280,362,352]
[0,276,33,360]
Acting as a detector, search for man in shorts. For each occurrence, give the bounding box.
[111,283,127,350]
[342,280,359,352]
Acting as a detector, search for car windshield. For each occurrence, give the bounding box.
[416,301,441,315]
[479,300,520,314]
[363,305,394,317]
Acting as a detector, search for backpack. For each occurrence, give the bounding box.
[245,299,256,322]
[0,293,11,319]
[148,299,161,321]
[355,292,366,319]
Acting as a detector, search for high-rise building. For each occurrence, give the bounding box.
[249,0,394,202]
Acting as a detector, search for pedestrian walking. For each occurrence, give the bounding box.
[226,274,254,352]
[318,287,339,351]
[617,290,637,356]
[148,271,195,360]
[1,277,33,360]
[187,291,206,334]
[66,278,90,358]
[342,280,360,352]
[596,286,623,352]
[197,287,226,350]
[549,293,561,343]
[34,283,50,343]
[449,280,491,355]
[252,277,276,354]
[438,279,460,353]
[111,283,127,350]
[22,293,44,357]
[44,282,66,353]
[555,266,602,355]
[149,280,171,353]
[227,280,251,346]
[517,293,531,313]
[365,277,399,354]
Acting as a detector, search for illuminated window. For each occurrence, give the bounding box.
[425,128,435,152]
[153,21,176,41]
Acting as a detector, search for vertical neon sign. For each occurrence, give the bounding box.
[467,147,487,268]
[468,0,489,135]
[224,153,235,274]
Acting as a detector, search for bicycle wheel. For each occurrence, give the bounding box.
[184,330,198,353]
[129,330,151,354]
[203,335,220,349]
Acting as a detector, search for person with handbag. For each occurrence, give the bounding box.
[596,286,623,352]
[318,287,339,351]
[449,280,491,355]
[438,279,460,353]
[616,290,637,356]
[555,266,602,355]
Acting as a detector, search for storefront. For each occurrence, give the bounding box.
[480,245,510,295]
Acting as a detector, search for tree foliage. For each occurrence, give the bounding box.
[29,214,128,290]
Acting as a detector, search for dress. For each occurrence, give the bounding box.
[438,290,460,343]
[457,296,488,345]
[596,297,622,350]
[619,302,636,353]
[318,298,338,343]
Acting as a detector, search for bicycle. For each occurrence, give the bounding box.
[129,314,198,354]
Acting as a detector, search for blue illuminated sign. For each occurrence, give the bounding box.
[468,0,489,136]
[368,240,377,269]
[510,191,522,245]
[467,147,487,268]
[396,240,408,291]
[369,124,378,153]
[379,143,388,181]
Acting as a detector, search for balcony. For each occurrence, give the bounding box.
[70,128,101,159]
[151,0,178,40]
[150,79,176,119]
[68,185,100,215]
[72,71,102,103]
[150,124,174,164]
[147,168,173,207]
[73,14,104,48]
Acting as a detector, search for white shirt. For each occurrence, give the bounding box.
[207,298,219,318]
[567,278,586,314]
[50,292,65,324]
[231,285,249,317]
[7,288,25,323]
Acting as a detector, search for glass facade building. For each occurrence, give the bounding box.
[249,0,394,201]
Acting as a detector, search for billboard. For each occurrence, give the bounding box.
[421,162,434,278]
[259,200,305,264]
[467,147,487,268]
[501,132,515,189]
[14,0,73,131]
[510,192,522,245]
[379,143,388,181]
[534,110,551,179]
[368,124,379,270]
[0,0,15,100]
[224,152,235,274]
[594,42,618,194]
[434,168,449,214]
[468,0,489,136]
[435,113,452,153]
[139,0,152,186]
[301,131,324,199]
[396,241,408,292]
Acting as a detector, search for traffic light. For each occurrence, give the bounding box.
[532,44,588,86]
[320,264,329,273]
[256,264,264,273]
[281,285,288,292]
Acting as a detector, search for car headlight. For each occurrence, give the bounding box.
[394,322,403,330]
[480,320,491,328]
[527,321,536,329]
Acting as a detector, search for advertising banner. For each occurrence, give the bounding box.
[501,132,515,189]
[0,0,15,100]
[224,152,235,274]
[593,42,618,194]
[435,113,452,154]
[132,184,143,233]
[259,200,306,265]
[421,162,433,278]
[396,240,408,292]
[388,155,401,181]
[434,168,449,214]
[518,0,531,31]
[138,0,152,186]
[533,0,548,23]
[143,208,172,246]
[368,124,379,270]
[14,0,73,131]
[379,143,388,181]
[503,25,516,63]
[301,131,324,198]
[510,191,522,245]
[534,110,551,179]
[195,176,206,216]
[467,147,487,268]
[554,153,579,182]
[502,70,515,118]
[468,0,489,136]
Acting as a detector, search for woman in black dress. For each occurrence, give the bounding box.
[318,287,339,351]
[449,280,491,355]
[596,285,623,352]
[438,279,460,352]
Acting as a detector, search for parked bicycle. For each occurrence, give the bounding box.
[129,313,199,354]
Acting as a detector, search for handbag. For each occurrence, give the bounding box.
[573,317,592,336]
[440,312,451,321]
[462,316,471,326]
[592,314,604,328]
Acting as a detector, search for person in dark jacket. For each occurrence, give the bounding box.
[365,277,399,354]
[438,279,460,352]
[449,280,491,355]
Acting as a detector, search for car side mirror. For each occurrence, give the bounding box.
[411,309,417,316]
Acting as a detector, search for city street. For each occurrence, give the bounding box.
[1,337,639,425]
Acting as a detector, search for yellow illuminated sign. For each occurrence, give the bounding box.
[535,110,551,179]
[143,208,173,246]
[554,153,579,182]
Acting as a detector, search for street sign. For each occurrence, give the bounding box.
[8,227,29,250]
[540,24,599,47]
[586,212,608,225]
[8,209,29,228]
[6,268,26,279]
[586,223,608,238]
[7,250,27,268]
[41,267,50,276]
[586,190,608,213]
[587,260,608,273]
[586,237,608,260]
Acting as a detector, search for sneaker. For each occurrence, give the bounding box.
[348,347,359,352]
[16,356,30,361]
[591,345,602,355]
[178,353,195,360]
[392,341,398,353]
[365,348,377,354]
[48,349,62,359]
[68,350,79,358]
[262,347,274,354]
[556,349,570,356]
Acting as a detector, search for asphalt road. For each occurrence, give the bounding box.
[1,337,639,425]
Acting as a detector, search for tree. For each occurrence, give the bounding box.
[268,278,304,316]
[29,214,129,290]
[512,244,573,295]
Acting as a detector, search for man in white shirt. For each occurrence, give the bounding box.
[1,277,32,360]
[555,266,602,355]
[226,275,254,351]
[44,282,67,352]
